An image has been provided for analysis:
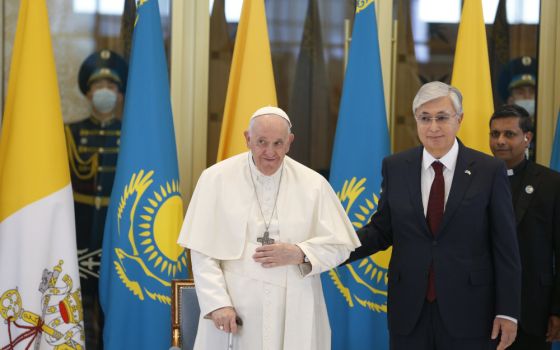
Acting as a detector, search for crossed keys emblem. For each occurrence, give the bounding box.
[0,261,84,349]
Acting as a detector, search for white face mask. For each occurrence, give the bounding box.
[514,99,535,116]
[92,88,118,114]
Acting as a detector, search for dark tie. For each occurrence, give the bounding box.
[426,161,444,301]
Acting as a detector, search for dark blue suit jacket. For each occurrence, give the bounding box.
[348,141,521,338]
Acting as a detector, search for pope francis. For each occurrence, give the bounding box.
[177,106,360,350]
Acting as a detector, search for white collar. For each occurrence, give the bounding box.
[422,139,459,172]
[248,151,284,181]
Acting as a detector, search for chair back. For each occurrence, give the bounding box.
[171,279,200,350]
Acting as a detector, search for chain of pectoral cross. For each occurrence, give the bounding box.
[248,153,284,246]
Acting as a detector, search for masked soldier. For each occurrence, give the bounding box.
[498,56,537,116]
[65,49,128,349]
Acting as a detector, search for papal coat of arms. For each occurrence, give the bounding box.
[0,261,85,349]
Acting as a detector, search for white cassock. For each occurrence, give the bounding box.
[177,152,360,350]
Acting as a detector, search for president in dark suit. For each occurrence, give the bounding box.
[348,82,521,350]
[489,104,560,350]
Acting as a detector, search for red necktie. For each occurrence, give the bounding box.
[426,161,444,301]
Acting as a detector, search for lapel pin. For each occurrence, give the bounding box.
[525,185,534,194]
[464,170,471,176]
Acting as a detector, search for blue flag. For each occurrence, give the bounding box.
[553,111,560,350]
[551,110,560,172]
[99,1,189,349]
[321,1,390,349]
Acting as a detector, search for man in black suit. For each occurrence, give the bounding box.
[489,104,560,350]
[348,81,521,350]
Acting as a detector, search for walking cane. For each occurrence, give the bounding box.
[226,316,243,350]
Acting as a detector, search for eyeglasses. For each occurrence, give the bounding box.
[415,113,457,125]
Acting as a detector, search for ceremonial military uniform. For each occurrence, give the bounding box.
[65,49,127,350]
[66,117,120,289]
[498,56,537,105]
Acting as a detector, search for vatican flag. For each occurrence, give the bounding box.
[0,0,85,349]
[216,0,277,161]
[451,0,493,154]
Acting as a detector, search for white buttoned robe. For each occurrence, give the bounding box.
[178,152,360,350]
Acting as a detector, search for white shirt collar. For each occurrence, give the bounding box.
[422,138,459,172]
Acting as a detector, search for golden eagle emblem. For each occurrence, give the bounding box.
[356,0,374,14]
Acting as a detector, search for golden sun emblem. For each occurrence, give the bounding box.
[114,170,188,305]
[139,182,188,277]
[329,177,392,313]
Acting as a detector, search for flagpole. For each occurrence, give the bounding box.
[344,19,351,72]
[389,18,398,153]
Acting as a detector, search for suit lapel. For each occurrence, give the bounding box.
[514,162,540,225]
[437,144,474,235]
[406,147,431,236]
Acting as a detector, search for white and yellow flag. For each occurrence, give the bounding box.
[216,0,277,161]
[451,0,493,154]
[0,0,84,349]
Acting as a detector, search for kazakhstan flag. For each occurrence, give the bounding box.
[99,1,189,349]
[551,109,560,172]
[321,1,390,349]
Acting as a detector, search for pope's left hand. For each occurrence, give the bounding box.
[253,243,304,268]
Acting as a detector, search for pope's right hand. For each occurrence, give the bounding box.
[210,306,238,334]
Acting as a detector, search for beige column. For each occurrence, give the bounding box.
[170,0,210,206]
[374,0,395,134]
[536,0,560,164]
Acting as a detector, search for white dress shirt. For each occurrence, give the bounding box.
[421,139,458,215]
[420,139,517,324]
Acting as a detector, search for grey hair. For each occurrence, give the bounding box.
[248,114,292,135]
[412,81,463,115]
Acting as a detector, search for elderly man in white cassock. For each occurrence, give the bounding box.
[177,106,360,350]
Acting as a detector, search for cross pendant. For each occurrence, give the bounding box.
[257,231,275,246]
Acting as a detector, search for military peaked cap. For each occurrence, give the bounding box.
[498,56,537,101]
[78,49,128,95]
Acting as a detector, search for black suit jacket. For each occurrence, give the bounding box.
[348,141,521,338]
[513,161,560,336]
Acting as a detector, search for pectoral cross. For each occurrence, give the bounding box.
[257,231,275,246]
